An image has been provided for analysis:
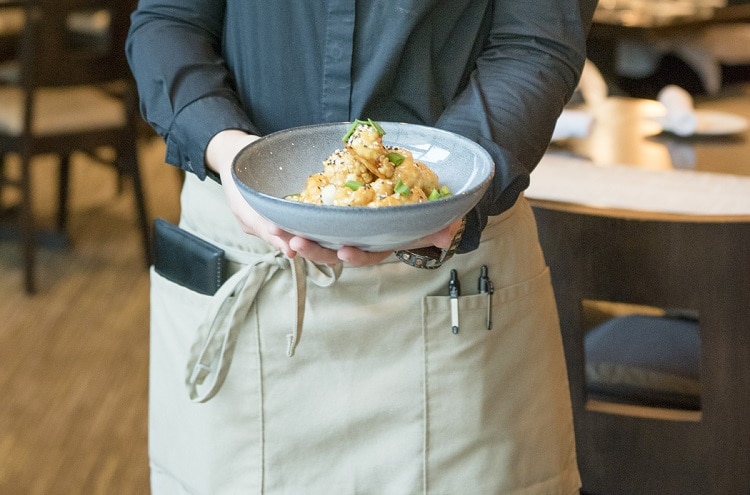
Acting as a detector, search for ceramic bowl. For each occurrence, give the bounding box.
[232,121,494,251]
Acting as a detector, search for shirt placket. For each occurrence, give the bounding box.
[321,0,356,122]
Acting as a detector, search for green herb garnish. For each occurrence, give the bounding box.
[368,118,385,135]
[386,152,405,166]
[342,118,386,142]
[428,185,452,201]
[394,179,411,197]
[344,180,363,191]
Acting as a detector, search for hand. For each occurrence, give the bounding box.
[206,130,462,267]
[206,130,299,258]
[335,218,464,267]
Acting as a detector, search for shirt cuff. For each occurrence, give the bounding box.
[164,96,258,180]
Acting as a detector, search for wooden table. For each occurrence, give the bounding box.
[531,91,750,220]
[548,88,750,178]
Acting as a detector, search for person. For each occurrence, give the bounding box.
[126,1,596,493]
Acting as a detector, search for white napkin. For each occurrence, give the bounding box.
[551,60,604,141]
[551,109,594,141]
[657,85,698,136]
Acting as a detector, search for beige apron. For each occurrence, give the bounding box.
[148,174,580,495]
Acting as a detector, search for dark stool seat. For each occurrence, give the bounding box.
[585,313,701,411]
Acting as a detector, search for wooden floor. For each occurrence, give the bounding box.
[0,137,180,494]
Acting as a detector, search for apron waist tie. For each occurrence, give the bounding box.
[185,249,342,403]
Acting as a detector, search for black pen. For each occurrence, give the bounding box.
[449,269,460,334]
[478,265,494,330]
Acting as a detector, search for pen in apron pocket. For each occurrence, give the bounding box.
[478,265,494,330]
[449,269,460,334]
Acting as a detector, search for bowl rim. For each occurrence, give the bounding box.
[231,121,495,212]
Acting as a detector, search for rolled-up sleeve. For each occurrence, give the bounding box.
[438,0,596,251]
[126,1,258,179]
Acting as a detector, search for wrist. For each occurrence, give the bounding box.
[205,130,259,181]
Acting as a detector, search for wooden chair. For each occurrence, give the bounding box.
[532,203,750,495]
[0,0,150,293]
[0,6,24,63]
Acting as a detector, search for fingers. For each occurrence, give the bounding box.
[289,236,342,265]
[336,246,393,267]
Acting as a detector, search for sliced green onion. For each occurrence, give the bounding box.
[386,152,405,166]
[342,118,386,142]
[428,185,452,201]
[342,121,361,142]
[394,179,411,197]
[367,118,385,135]
[344,180,363,191]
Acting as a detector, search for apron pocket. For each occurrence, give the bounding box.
[422,268,576,493]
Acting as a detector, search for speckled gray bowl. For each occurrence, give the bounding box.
[232,122,494,251]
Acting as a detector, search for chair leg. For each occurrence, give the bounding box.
[122,87,152,267]
[57,154,71,232]
[0,164,6,218]
[20,154,36,294]
[117,168,125,195]
[0,154,5,210]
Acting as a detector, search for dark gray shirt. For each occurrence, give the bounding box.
[126,0,595,251]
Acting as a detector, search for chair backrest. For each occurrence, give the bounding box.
[533,204,750,495]
[17,0,135,88]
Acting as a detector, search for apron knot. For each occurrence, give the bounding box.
[185,248,342,403]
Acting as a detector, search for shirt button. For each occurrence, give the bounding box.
[329,45,343,60]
